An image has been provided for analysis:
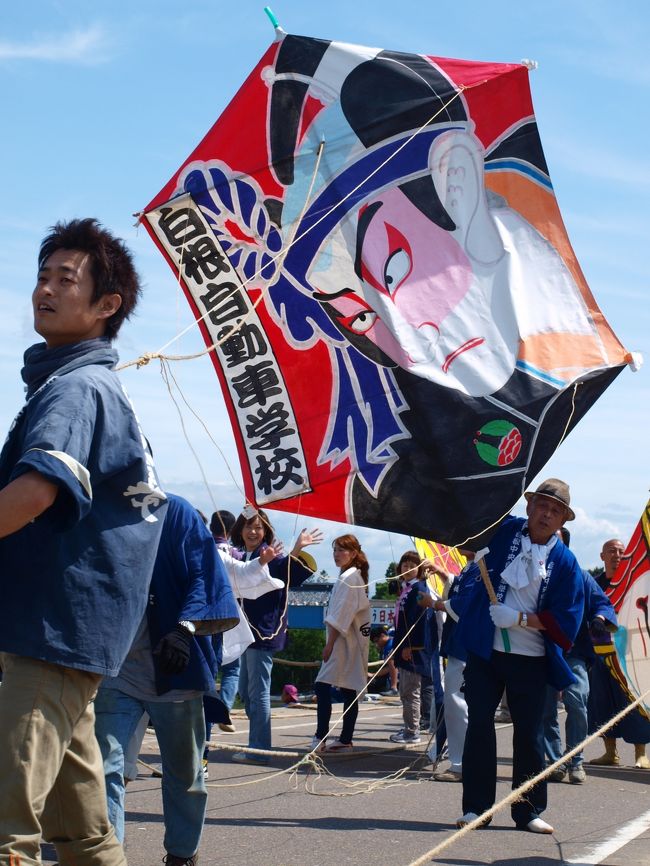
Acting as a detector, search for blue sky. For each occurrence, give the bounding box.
[2,0,649,587]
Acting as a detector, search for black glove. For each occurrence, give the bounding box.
[153,624,192,675]
[589,617,610,643]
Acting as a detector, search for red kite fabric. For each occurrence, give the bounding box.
[143,33,631,546]
[607,499,650,713]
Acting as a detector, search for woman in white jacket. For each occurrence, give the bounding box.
[311,535,371,752]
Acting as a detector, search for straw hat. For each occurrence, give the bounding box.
[524,478,575,521]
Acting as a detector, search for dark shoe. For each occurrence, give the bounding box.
[434,769,462,782]
[163,854,199,866]
[389,730,421,744]
[548,766,567,782]
[218,722,236,733]
[569,765,586,784]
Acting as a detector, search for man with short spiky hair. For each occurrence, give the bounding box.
[0,219,167,865]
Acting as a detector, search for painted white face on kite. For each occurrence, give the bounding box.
[309,132,520,398]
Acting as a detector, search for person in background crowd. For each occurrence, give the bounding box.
[369,625,398,695]
[231,507,322,764]
[281,684,302,707]
[209,510,243,725]
[390,551,433,746]
[419,552,475,781]
[587,538,650,769]
[203,508,284,774]
[543,528,617,784]
[94,494,239,863]
[312,534,371,752]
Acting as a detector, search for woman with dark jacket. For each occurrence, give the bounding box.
[229,508,322,764]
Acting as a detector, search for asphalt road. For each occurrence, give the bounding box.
[44,700,650,866]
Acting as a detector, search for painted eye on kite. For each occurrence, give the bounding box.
[383,239,411,293]
[348,310,378,334]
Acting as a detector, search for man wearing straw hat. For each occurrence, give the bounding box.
[451,479,584,834]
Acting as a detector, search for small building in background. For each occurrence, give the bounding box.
[287,572,334,629]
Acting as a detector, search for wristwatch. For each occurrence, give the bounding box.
[519,612,528,628]
[178,620,196,634]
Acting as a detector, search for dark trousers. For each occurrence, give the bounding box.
[314,681,358,744]
[462,651,547,827]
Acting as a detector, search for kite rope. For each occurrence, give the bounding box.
[404,683,650,866]
[118,84,471,371]
[152,351,319,628]
[158,356,242,491]
[206,607,436,794]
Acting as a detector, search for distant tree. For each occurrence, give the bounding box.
[272,628,325,694]
[588,566,605,579]
[373,562,399,599]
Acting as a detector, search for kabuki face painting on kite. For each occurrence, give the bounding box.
[313,159,519,398]
[143,34,633,545]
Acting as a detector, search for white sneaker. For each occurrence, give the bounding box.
[456,811,491,829]
[326,739,353,752]
[456,812,480,828]
[522,817,554,834]
[309,736,327,753]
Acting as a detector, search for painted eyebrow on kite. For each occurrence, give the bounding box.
[313,287,360,303]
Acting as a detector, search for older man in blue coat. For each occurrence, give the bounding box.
[452,479,584,834]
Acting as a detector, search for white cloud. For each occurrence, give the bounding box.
[0,25,111,64]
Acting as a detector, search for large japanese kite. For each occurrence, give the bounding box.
[143,33,633,545]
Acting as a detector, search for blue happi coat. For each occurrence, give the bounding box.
[0,338,167,676]
[451,516,584,689]
[145,493,240,694]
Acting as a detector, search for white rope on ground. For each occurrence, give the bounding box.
[202,612,437,797]
[403,685,650,866]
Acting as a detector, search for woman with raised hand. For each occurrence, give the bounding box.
[230,507,322,764]
[311,535,371,752]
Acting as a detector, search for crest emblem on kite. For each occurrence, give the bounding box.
[143,33,634,545]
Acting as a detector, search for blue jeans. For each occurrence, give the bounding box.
[219,658,241,710]
[238,647,274,754]
[543,655,589,769]
[94,687,206,856]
